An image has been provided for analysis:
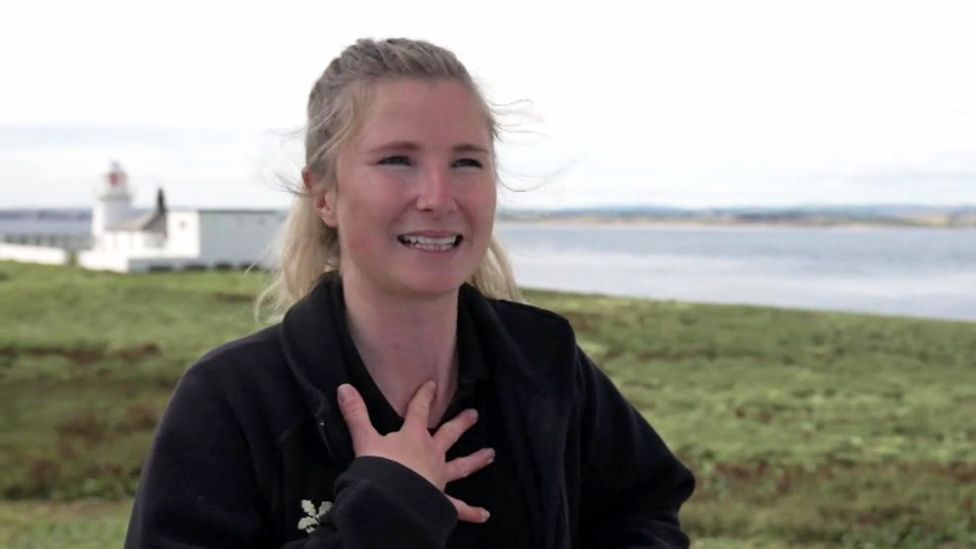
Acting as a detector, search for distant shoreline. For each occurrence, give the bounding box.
[497,216,976,230]
[2,207,975,230]
[497,204,976,229]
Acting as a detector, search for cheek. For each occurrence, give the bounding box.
[337,206,382,258]
[472,185,497,228]
[334,184,398,257]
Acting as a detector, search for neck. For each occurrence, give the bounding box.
[341,276,460,428]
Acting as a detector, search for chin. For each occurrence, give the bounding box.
[393,268,474,298]
[401,277,467,298]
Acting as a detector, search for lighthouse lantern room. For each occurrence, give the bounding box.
[92,161,133,238]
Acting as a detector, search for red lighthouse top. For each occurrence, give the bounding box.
[107,162,127,187]
[98,161,132,200]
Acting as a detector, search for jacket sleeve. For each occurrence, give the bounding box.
[299,456,458,548]
[124,362,457,549]
[574,347,695,548]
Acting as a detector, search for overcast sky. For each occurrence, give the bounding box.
[2,0,975,210]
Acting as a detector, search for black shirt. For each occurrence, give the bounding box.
[330,280,532,547]
[124,275,694,548]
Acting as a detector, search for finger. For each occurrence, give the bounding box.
[403,380,436,432]
[337,384,377,450]
[445,447,495,482]
[432,408,479,453]
[447,494,490,524]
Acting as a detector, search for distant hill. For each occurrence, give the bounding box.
[499,204,976,228]
[0,208,91,237]
[0,208,90,221]
[3,205,975,230]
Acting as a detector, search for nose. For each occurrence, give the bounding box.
[415,165,456,213]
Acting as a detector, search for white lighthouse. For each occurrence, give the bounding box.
[0,160,286,272]
[74,161,285,272]
[92,161,133,238]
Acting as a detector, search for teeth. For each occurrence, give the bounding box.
[398,234,461,251]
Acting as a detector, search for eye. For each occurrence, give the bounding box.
[452,158,483,169]
[377,155,412,166]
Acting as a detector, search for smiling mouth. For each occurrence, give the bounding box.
[397,234,463,252]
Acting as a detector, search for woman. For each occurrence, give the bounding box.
[125,38,694,548]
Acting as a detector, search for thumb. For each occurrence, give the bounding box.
[337,384,376,450]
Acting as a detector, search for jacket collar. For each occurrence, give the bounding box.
[457,283,551,396]
[280,279,551,421]
[276,275,350,464]
[279,276,562,548]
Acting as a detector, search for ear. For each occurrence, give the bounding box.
[303,167,339,228]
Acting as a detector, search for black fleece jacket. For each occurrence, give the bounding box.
[124,279,695,548]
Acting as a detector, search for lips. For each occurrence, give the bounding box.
[397,233,463,252]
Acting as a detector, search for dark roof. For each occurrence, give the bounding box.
[108,209,166,232]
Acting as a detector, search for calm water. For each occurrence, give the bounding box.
[3,217,973,322]
[497,223,976,323]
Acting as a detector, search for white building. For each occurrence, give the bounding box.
[2,163,285,273]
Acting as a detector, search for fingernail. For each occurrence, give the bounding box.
[487,448,496,462]
[338,384,353,404]
[482,509,491,521]
[468,409,479,420]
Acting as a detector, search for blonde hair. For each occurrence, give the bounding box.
[261,38,521,317]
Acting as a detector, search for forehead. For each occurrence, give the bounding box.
[354,78,492,149]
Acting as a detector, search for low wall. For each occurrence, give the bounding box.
[0,243,69,265]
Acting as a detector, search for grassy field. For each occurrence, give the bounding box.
[1,261,974,548]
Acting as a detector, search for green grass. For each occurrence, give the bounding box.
[1,261,975,547]
[0,500,130,549]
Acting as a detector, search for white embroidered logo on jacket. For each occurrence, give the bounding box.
[297,499,333,533]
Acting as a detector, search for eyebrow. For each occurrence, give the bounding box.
[365,141,491,155]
